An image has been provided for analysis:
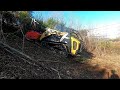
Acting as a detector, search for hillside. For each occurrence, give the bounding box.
[0,34,120,79]
[0,11,120,79]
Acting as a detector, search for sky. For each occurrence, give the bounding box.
[32,11,120,39]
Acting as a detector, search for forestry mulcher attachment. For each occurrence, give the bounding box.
[25,25,84,57]
[40,28,83,57]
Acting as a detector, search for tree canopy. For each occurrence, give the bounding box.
[44,18,59,29]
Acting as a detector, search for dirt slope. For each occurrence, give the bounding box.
[0,34,120,79]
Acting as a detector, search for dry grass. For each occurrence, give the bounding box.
[81,36,120,78]
[89,54,120,71]
[87,54,120,79]
[83,36,120,56]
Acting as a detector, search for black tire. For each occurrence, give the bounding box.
[57,44,68,58]
[40,40,46,47]
[40,40,50,49]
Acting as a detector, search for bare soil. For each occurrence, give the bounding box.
[0,34,120,79]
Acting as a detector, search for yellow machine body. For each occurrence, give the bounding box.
[70,36,80,55]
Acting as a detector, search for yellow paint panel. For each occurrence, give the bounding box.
[71,37,80,55]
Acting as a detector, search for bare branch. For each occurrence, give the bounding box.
[51,67,61,79]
